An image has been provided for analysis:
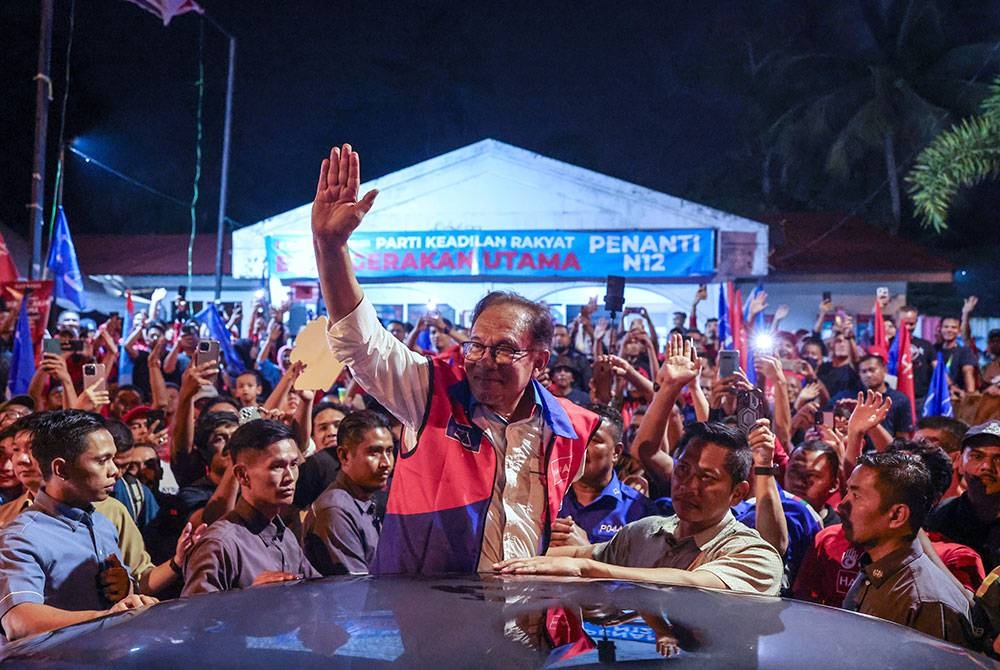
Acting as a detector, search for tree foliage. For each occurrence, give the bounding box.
[906,77,1000,232]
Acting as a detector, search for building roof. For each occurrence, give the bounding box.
[73,233,231,276]
[761,212,953,282]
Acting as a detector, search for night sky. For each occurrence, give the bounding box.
[2,1,1000,303]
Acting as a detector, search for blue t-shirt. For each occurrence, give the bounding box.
[731,486,821,590]
[558,471,658,543]
[0,488,127,627]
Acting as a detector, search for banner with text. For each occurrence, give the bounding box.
[1,280,54,361]
[268,229,715,280]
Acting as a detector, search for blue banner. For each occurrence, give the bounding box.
[269,229,715,280]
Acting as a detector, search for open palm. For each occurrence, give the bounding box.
[311,144,378,243]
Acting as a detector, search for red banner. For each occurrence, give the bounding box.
[2,281,54,362]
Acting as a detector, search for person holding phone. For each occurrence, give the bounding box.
[311,144,599,575]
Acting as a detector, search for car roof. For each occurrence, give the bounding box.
[2,575,995,668]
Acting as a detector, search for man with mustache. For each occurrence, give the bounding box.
[839,451,973,646]
[311,144,598,575]
[304,410,394,575]
[926,420,1000,571]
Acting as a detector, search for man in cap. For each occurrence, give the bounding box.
[926,419,1000,571]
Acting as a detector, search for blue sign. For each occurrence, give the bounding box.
[268,229,715,281]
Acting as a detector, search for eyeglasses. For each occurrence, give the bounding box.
[460,341,535,364]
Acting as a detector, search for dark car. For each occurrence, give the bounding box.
[1,575,995,668]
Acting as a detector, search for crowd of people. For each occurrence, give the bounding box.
[0,144,998,660]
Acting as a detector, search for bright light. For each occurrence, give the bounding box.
[753,332,774,352]
[253,288,266,300]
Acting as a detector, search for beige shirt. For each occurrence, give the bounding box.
[327,296,565,570]
[593,511,784,595]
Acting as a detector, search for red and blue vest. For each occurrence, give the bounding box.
[372,356,599,575]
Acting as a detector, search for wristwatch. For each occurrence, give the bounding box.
[753,464,780,477]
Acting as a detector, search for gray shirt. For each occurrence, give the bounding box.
[303,471,380,576]
[842,538,974,646]
[182,498,319,596]
[592,511,783,595]
[0,488,126,626]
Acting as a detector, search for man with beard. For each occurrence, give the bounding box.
[312,144,598,575]
[304,410,393,575]
[839,451,973,646]
[926,420,1000,571]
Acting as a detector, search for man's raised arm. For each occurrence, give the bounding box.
[311,144,379,321]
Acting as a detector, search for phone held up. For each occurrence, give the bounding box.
[82,363,107,403]
[718,350,739,379]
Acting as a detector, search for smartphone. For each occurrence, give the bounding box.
[195,339,221,368]
[822,291,832,303]
[82,363,107,399]
[68,339,85,353]
[876,286,889,300]
[623,307,642,316]
[146,409,165,430]
[779,358,799,371]
[43,338,62,355]
[718,350,740,378]
[736,389,764,434]
[823,411,834,427]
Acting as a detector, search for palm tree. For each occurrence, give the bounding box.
[758,0,999,233]
[906,76,1000,232]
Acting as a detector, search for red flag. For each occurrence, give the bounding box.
[729,285,747,370]
[870,299,889,361]
[895,321,918,426]
[0,230,20,285]
[123,0,203,25]
[126,290,134,319]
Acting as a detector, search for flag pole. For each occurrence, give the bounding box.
[29,0,55,280]
[203,13,236,302]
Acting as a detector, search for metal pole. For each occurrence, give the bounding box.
[214,34,236,300]
[29,0,55,280]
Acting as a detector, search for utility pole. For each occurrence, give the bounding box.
[29,0,55,280]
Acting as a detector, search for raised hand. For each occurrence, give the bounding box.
[847,390,892,435]
[773,304,790,322]
[311,144,379,243]
[754,355,784,383]
[963,296,979,316]
[657,333,701,388]
[747,418,776,466]
[748,291,769,319]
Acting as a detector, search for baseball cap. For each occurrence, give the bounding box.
[962,420,1000,448]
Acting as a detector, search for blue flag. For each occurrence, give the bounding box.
[118,294,134,386]
[887,332,901,376]
[193,303,244,374]
[46,206,87,310]
[922,351,953,418]
[717,284,730,350]
[7,298,35,397]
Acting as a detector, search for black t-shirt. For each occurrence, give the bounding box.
[818,362,862,399]
[294,449,341,510]
[903,336,934,398]
[926,494,1000,571]
[935,344,978,387]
